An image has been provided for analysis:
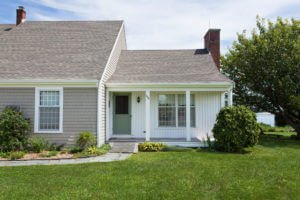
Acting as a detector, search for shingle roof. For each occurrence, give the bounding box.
[106,50,232,84]
[0,24,14,34]
[0,21,123,80]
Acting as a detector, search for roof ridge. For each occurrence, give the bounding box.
[122,49,206,52]
[23,20,124,23]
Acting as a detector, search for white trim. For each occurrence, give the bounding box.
[97,22,125,146]
[106,82,233,88]
[145,90,151,141]
[228,90,233,106]
[107,87,232,92]
[0,79,98,83]
[0,80,98,88]
[106,90,110,142]
[34,87,64,134]
[100,23,125,83]
[186,90,191,141]
[220,92,225,108]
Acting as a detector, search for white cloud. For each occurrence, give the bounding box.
[27,0,300,54]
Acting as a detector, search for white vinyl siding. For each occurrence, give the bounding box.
[35,87,63,133]
[98,23,127,146]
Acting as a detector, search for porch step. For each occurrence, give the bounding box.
[109,142,138,153]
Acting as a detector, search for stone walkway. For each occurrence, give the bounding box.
[0,153,132,167]
[109,142,138,153]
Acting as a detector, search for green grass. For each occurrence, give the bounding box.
[0,136,299,200]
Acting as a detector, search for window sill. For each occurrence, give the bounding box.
[34,130,63,134]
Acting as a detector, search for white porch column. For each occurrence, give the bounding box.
[186,90,191,141]
[228,89,233,106]
[220,92,226,108]
[145,90,151,141]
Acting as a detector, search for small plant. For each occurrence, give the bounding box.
[69,146,83,154]
[40,151,58,158]
[0,108,30,152]
[138,142,165,152]
[86,146,104,156]
[212,106,260,152]
[205,133,215,151]
[48,143,65,151]
[76,131,96,150]
[0,151,9,158]
[9,151,25,160]
[27,137,47,153]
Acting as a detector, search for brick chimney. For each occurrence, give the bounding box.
[16,6,26,25]
[204,29,221,69]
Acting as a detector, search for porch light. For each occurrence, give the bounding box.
[137,96,141,103]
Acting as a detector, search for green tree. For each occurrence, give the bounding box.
[222,17,300,138]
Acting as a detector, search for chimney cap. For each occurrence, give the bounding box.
[204,28,221,37]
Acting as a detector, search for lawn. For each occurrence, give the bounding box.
[0,135,299,200]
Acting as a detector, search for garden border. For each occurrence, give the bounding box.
[0,153,132,166]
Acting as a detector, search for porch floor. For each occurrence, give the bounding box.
[108,138,205,147]
[109,138,201,142]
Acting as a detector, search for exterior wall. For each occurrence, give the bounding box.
[109,91,222,139]
[0,88,97,146]
[98,23,127,145]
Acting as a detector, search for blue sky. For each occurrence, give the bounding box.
[0,0,299,54]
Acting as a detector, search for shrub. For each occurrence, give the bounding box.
[27,137,48,153]
[138,142,165,152]
[69,146,83,154]
[86,144,111,156]
[76,131,96,150]
[0,152,9,158]
[212,106,260,152]
[0,108,30,152]
[86,146,104,156]
[9,151,25,160]
[48,143,65,151]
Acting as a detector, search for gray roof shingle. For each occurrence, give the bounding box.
[0,21,123,80]
[106,50,232,84]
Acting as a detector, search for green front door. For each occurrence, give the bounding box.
[113,93,131,135]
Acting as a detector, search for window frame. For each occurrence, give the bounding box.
[34,87,63,134]
[158,93,196,128]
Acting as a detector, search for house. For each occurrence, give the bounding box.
[0,7,233,147]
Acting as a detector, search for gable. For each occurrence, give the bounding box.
[0,21,123,80]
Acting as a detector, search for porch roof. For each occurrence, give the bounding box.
[106,49,232,84]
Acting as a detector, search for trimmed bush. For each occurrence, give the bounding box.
[76,131,96,150]
[138,142,165,152]
[9,151,25,160]
[212,106,260,152]
[0,108,30,152]
[27,137,48,153]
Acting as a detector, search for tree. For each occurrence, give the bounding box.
[222,17,300,138]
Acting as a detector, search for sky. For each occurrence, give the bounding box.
[0,0,299,54]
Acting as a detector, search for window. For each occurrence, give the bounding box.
[224,92,229,107]
[115,95,129,114]
[35,88,63,133]
[158,94,176,127]
[158,94,195,127]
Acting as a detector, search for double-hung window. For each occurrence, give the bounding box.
[35,88,63,133]
[158,94,195,127]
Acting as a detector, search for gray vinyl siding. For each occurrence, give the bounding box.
[0,88,97,146]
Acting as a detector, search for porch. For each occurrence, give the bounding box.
[105,84,233,146]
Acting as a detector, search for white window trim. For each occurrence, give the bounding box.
[34,87,64,134]
[158,93,195,128]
